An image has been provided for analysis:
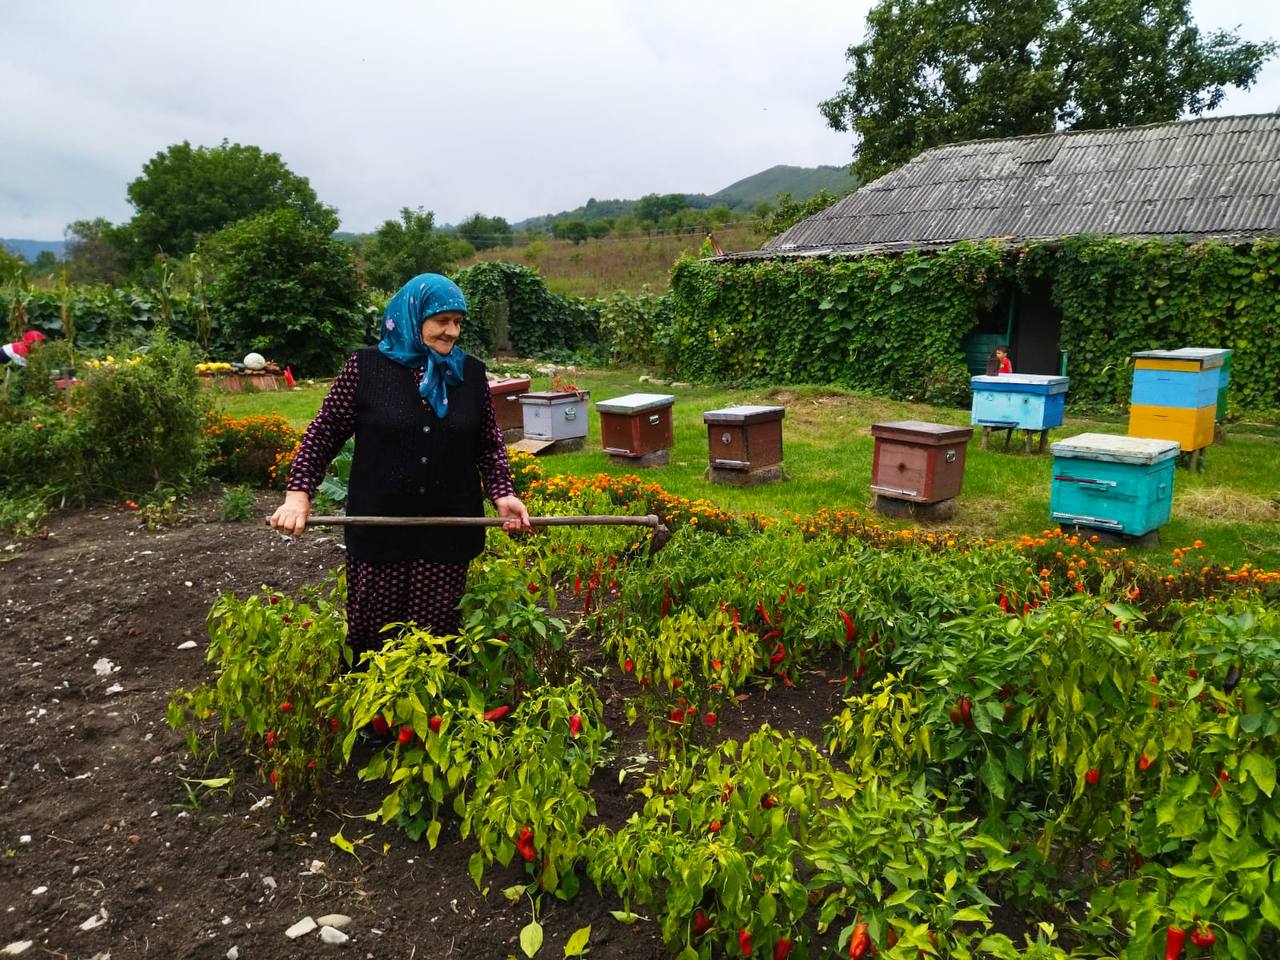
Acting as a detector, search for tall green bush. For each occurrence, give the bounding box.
[201,209,364,376]
[452,261,599,357]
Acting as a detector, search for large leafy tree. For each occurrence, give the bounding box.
[64,217,127,285]
[201,209,362,376]
[456,213,513,251]
[821,0,1277,182]
[360,207,456,291]
[119,140,338,267]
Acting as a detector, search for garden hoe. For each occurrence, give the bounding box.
[299,513,674,556]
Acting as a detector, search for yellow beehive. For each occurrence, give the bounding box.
[1127,403,1215,451]
[1132,357,1202,373]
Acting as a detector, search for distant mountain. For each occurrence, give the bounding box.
[709,164,859,210]
[1,238,66,262]
[512,163,858,231]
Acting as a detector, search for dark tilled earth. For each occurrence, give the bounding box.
[0,493,843,959]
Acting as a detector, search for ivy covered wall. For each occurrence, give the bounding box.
[668,237,1280,412]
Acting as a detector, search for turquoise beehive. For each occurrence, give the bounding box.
[971,374,1069,431]
[1049,433,1180,537]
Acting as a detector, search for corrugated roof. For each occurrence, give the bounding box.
[759,114,1280,258]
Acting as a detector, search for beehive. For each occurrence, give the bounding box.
[1050,433,1180,537]
[869,421,973,504]
[596,393,675,464]
[970,374,1069,431]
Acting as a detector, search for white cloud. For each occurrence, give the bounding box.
[1,0,1276,238]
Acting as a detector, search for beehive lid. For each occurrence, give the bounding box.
[971,374,1069,395]
[703,405,786,424]
[595,392,675,414]
[1131,348,1225,369]
[520,390,590,405]
[488,377,531,396]
[870,420,974,445]
[1050,432,1181,464]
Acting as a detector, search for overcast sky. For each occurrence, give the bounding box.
[2,0,1278,239]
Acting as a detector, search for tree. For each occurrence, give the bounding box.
[118,140,338,267]
[635,193,689,224]
[201,209,362,376]
[456,213,513,251]
[820,0,1277,183]
[64,218,126,285]
[360,207,457,291]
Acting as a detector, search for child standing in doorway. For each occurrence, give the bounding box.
[986,344,1012,375]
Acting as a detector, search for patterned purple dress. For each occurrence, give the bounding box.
[287,353,516,651]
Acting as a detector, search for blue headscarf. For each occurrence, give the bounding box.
[378,274,469,418]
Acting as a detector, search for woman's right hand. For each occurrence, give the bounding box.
[269,490,312,536]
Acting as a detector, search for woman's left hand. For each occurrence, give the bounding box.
[495,495,532,534]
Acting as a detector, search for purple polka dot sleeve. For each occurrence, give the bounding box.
[286,353,359,495]
[478,390,516,503]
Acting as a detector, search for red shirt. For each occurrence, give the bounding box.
[998,357,1012,374]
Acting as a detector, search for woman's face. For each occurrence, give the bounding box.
[421,311,463,355]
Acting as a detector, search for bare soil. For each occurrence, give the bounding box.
[0,492,842,959]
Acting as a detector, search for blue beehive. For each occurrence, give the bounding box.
[1130,365,1220,408]
[971,374,1069,431]
[1049,433,1181,536]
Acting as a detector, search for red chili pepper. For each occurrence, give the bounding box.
[999,594,1009,613]
[397,726,414,745]
[769,642,786,670]
[265,731,276,749]
[731,608,740,632]
[569,714,583,738]
[848,922,870,959]
[660,596,671,618]
[669,708,684,724]
[1188,667,1198,679]
[708,820,721,833]
[573,575,581,595]
[960,698,973,729]
[1165,925,1186,960]
[370,715,390,736]
[704,712,717,727]
[693,910,712,937]
[711,658,722,670]
[1139,754,1152,771]
[1085,768,1101,786]
[528,583,539,594]
[516,826,536,863]
[949,707,962,724]
[330,717,339,733]
[1022,602,1031,616]
[483,705,510,722]
[838,609,855,645]
[757,601,772,626]
[428,715,442,734]
[269,770,278,786]
[279,701,292,713]
[624,658,634,673]
[1189,926,1216,947]
[773,937,792,960]
[738,928,752,956]
[761,794,776,809]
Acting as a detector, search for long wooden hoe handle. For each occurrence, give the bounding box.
[304,514,662,529]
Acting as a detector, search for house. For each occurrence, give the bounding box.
[746,114,1280,377]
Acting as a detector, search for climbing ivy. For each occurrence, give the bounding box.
[667,242,1006,405]
[1020,237,1280,412]
[451,261,599,358]
[668,237,1280,412]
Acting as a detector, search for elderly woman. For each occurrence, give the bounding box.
[270,274,531,654]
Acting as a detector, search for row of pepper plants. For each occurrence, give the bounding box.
[169,469,1280,959]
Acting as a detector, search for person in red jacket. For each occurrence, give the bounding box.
[986,344,1012,375]
[1,330,46,368]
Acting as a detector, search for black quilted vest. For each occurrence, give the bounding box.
[345,348,488,563]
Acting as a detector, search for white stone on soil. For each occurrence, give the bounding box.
[79,908,108,931]
[316,914,351,929]
[92,658,116,676]
[226,949,239,960]
[2,942,34,956]
[319,926,349,945]
[285,916,317,939]
[176,641,197,650]
[30,886,46,895]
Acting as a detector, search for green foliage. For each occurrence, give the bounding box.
[669,237,1280,411]
[119,139,338,268]
[452,261,599,357]
[64,218,127,285]
[595,290,674,369]
[219,486,255,522]
[457,213,514,252]
[1021,236,1280,411]
[635,193,690,224]
[73,337,207,493]
[202,209,363,376]
[761,190,849,238]
[822,0,1278,183]
[667,243,999,401]
[361,206,458,291]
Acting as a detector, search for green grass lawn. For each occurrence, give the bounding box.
[218,367,1280,567]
